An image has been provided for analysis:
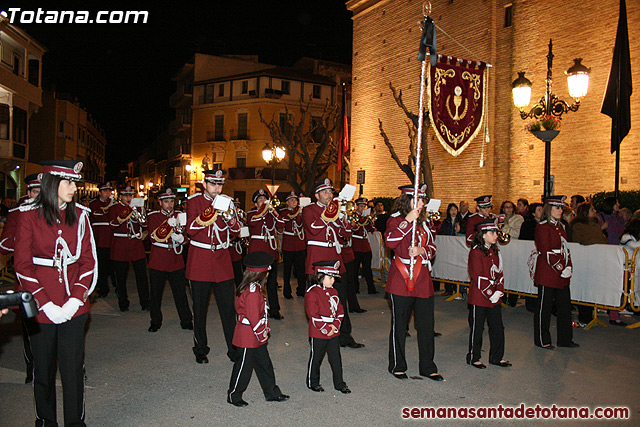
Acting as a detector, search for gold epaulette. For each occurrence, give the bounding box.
[288,206,301,219]
[253,203,269,219]
[196,205,218,227]
[151,219,173,242]
[118,205,134,223]
[321,199,340,223]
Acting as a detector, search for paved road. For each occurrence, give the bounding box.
[1,272,639,426]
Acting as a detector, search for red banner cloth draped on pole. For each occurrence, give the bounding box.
[429,56,486,157]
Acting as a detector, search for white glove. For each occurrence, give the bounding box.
[561,266,572,278]
[61,298,83,319]
[172,233,185,244]
[41,302,70,324]
[167,217,178,227]
[489,291,504,304]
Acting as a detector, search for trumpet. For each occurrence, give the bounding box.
[265,197,281,214]
[101,196,119,211]
[425,211,441,221]
[131,207,147,224]
[498,229,511,244]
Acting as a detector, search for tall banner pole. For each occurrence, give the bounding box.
[410,6,437,280]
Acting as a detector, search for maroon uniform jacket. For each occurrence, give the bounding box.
[534,218,572,289]
[305,284,343,339]
[468,245,505,308]
[147,209,185,272]
[351,215,376,253]
[302,201,351,274]
[108,202,146,262]
[280,206,306,252]
[246,205,284,261]
[89,197,113,248]
[232,283,270,348]
[465,212,494,245]
[14,203,97,324]
[185,192,240,282]
[339,231,355,263]
[385,212,437,298]
[0,197,35,255]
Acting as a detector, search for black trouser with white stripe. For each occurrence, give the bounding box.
[227,344,282,403]
[282,249,306,297]
[22,316,34,381]
[354,250,376,293]
[190,279,236,360]
[149,268,193,329]
[232,259,244,287]
[266,259,280,313]
[467,304,504,364]
[307,336,346,390]
[344,259,362,311]
[113,258,150,310]
[388,293,437,376]
[534,284,573,347]
[29,313,88,427]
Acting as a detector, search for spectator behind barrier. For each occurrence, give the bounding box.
[570,195,585,212]
[517,198,529,217]
[571,202,624,326]
[438,203,461,236]
[500,200,524,239]
[619,207,633,226]
[561,206,575,242]
[519,203,543,241]
[620,218,640,253]
[598,196,625,245]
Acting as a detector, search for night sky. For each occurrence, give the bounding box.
[9,1,353,179]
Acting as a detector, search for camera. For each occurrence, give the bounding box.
[0,290,39,318]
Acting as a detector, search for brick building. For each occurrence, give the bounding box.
[346,0,639,208]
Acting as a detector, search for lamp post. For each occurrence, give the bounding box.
[261,143,286,186]
[512,39,590,199]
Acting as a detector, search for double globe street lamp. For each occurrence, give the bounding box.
[512,39,590,199]
[261,143,286,187]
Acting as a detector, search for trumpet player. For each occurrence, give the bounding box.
[89,182,115,298]
[352,197,378,295]
[185,169,240,364]
[279,191,307,299]
[302,178,364,349]
[146,188,193,333]
[229,198,246,286]
[108,185,150,312]
[247,188,285,319]
[465,195,495,246]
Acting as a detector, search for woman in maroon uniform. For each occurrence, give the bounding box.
[305,260,351,394]
[533,195,579,349]
[227,251,289,407]
[14,160,97,427]
[385,184,443,381]
[467,219,511,369]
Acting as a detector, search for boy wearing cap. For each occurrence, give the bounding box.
[305,260,351,394]
[302,178,364,349]
[108,185,150,311]
[280,191,307,298]
[146,188,193,332]
[89,182,115,298]
[185,169,240,364]
[247,188,285,319]
[465,195,495,246]
[533,195,578,350]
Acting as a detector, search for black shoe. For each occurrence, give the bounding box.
[308,385,324,392]
[355,290,360,294]
[392,373,408,380]
[227,397,248,407]
[609,320,627,327]
[141,305,150,311]
[148,325,160,332]
[337,386,351,394]
[120,306,129,312]
[284,295,293,300]
[491,360,512,367]
[537,344,555,350]
[182,322,194,330]
[368,290,379,295]
[470,362,486,369]
[269,312,284,320]
[266,394,290,402]
[434,331,442,337]
[25,375,33,384]
[196,355,209,364]
[557,341,580,348]
[426,373,444,381]
[351,308,367,313]
[405,330,411,337]
[342,342,364,349]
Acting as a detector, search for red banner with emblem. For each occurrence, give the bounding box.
[429,56,487,157]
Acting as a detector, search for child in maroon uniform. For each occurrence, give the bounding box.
[467,218,511,369]
[305,260,351,394]
[227,251,289,407]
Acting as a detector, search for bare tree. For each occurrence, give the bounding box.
[259,100,340,196]
[378,82,434,198]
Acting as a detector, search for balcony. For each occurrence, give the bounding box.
[0,140,27,160]
[168,144,191,160]
[228,167,288,181]
[168,116,192,135]
[170,89,193,108]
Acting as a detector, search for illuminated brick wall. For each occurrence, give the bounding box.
[347,0,639,210]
